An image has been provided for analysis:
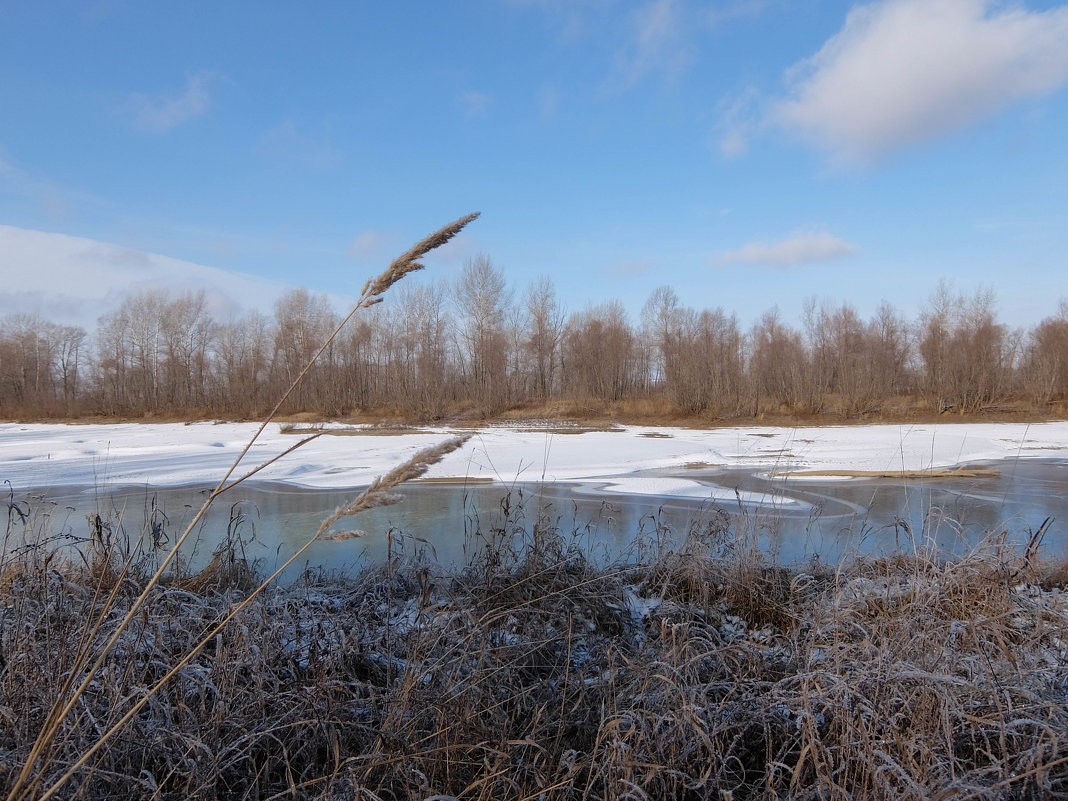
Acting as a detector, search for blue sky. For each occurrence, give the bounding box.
[2,0,1067,330]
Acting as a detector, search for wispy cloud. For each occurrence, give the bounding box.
[459,91,493,118]
[538,84,560,121]
[258,120,342,170]
[716,231,856,267]
[714,86,761,158]
[347,229,394,261]
[705,0,776,29]
[613,0,694,88]
[0,145,100,221]
[504,0,611,43]
[772,0,1068,163]
[128,71,216,133]
[608,258,654,277]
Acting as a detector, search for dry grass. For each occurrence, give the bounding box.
[3,491,1067,800]
[0,213,482,801]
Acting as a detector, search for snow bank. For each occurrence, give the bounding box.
[1,421,1066,498]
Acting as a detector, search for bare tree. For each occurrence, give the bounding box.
[675,307,744,416]
[160,291,213,409]
[919,284,1011,413]
[271,289,336,411]
[641,286,682,388]
[748,308,807,415]
[524,276,564,400]
[213,311,273,415]
[396,282,451,418]
[0,314,53,410]
[1024,299,1068,407]
[867,300,911,400]
[453,254,511,412]
[562,301,638,403]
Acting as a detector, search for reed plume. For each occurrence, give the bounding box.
[7,213,481,801]
[364,211,480,301]
[316,433,472,539]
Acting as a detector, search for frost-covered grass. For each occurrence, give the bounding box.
[2,497,1067,800]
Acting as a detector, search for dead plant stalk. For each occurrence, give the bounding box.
[7,212,480,801]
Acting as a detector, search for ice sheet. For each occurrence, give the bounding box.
[2,421,1066,499]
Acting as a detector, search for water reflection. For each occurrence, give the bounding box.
[10,458,1066,579]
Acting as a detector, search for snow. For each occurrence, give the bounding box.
[1,421,1066,498]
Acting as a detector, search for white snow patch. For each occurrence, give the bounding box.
[1,421,1065,499]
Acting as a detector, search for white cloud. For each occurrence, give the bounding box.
[0,225,298,328]
[716,231,856,266]
[258,120,342,170]
[773,0,1068,162]
[128,71,215,133]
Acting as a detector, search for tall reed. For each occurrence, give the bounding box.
[4,212,480,801]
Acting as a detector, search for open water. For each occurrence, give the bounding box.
[10,458,1067,579]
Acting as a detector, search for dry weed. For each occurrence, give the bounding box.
[3,497,1066,800]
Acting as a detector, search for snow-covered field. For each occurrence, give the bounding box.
[2,420,1066,496]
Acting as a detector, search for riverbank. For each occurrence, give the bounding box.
[2,518,1066,800]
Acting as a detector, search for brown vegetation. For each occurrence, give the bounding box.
[2,492,1067,800]
[2,274,1067,425]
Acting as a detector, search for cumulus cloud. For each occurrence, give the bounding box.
[128,71,215,133]
[772,0,1068,162]
[716,231,856,266]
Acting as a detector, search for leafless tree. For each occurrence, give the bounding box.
[523,276,564,400]
[919,284,1011,413]
[271,289,336,411]
[213,311,273,415]
[159,291,213,409]
[562,301,639,403]
[748,308,807,415]
[641,286,683,388]
[1024,299,1068,406]
[395,282,451,417]
[453,254,511,412]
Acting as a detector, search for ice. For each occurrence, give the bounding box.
[1,421,1066,500]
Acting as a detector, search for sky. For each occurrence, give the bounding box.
[1,0,1067,332]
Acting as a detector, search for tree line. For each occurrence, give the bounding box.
[1,254,1066,421]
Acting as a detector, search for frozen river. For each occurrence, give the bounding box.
[3,421,1067,577]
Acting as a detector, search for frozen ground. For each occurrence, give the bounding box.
[2,421,1067,497]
